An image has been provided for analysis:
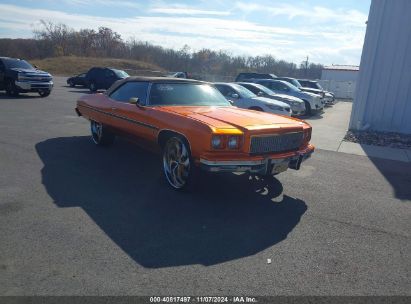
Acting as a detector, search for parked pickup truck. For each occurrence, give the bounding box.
[0,57,53,97]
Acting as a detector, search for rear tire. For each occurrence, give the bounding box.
[5,80,19,96]
[90,120,115,146]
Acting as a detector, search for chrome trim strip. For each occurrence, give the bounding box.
[200,159,265,166]
[78,104,159,130]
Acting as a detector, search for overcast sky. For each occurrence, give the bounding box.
[0,0,371,65]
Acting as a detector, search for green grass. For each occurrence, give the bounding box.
[31,56,165,76]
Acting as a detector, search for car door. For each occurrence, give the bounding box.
[103,69,117,89]
[108,81,156,141]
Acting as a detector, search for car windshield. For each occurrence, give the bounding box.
[250,83,275,95]
[230,83,256,98]
[149,83,231,106]
[314,82,323,90]
[289,79,302,88]
[3,59,33,69]
[113,69,129,78]
[281,81,301,92]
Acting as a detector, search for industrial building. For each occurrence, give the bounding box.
[349,0,411,134]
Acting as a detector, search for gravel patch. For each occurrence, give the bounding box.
[344,130,411,149]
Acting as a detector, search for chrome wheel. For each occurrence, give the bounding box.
[163,137,191,189]
[91,120,103,144]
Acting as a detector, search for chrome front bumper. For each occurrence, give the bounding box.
[15,81,53,91]
[200,149,314,175]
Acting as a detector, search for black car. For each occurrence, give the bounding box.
[235,72,277,82]
[0,57,53,97]
[85,67,129,92]
[67,73,87,87]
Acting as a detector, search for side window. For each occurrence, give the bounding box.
[279,83,289,91]
[244,85,257,94]
[215,85,228,96]
[262,81,274,90]
[105,69,115,78]
[110,82,149,104]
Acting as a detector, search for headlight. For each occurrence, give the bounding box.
[211,135,223,149]
[211,134,242,150]
[228,136,240,149]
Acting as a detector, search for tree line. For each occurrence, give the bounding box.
[0,21,323,79]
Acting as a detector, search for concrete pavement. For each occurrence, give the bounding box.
[305,101,411,163]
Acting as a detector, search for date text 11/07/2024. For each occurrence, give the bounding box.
[149,296,258,303]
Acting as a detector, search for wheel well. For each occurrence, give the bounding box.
[249,106,263,111]
[157,130,191,152]
[302,100,311,108]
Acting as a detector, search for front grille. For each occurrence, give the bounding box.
[250,132,304,154]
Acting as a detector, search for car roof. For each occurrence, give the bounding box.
[236,82,258,85]
[298,79,317,82]
[0,57,23,60]
[255,78,286,83]
[106,76,207,95]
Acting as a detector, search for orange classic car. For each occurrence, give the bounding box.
[75,77,314,189]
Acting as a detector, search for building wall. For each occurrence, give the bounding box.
[321,70,358,82]
[350,0,411,134]
[320,70,359,99]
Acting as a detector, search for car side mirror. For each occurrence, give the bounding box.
[129,97,139,105]
[33,64,39,69]
[230,93,239,99]
[257,91,264,96]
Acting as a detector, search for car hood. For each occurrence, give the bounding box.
[10,68,51,76]
[249,96,289,107]
[158,106,304,131]
[301,87,323,93]
[300,91,320,99]
[270,93,303,103]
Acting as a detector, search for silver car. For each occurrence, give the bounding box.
[253,79,324,115]
[236,82,306,116]
[214,83,291,116]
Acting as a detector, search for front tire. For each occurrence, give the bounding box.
[38,89,51,97]
[303,100,312,115]
[90,120,115,146]
[68,80,75,87]
[5,80,19,96]
[89,82,97,92]
[162,136,193,190]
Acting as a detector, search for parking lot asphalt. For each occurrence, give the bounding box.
[0,77,410,295]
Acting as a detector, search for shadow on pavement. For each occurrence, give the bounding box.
[35,136,307,268]
[369,157,411,201]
